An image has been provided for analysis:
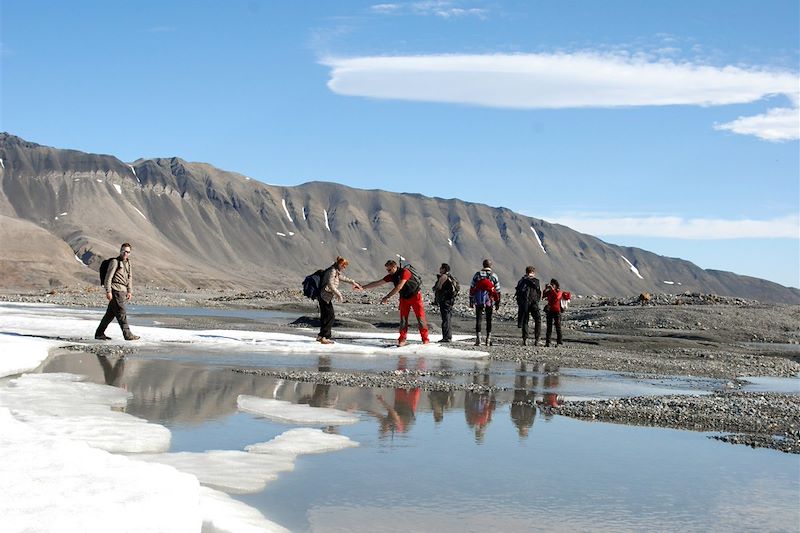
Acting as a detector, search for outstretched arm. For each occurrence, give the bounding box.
[361,279,388,290]
[380,279,406,305]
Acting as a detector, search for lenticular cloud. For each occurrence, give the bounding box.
[323,52,800,141]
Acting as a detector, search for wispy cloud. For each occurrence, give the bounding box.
[715,107,800,141]
[547,213,800,240]
[370,1,488,19]
[322,52,799,141]
[370,3,401,14]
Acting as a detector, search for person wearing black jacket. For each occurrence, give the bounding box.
[515,266,542,346]
[433,263,457,343]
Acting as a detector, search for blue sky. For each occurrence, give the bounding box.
[2,1,799,287]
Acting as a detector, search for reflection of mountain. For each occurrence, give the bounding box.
[3,133,797,302]
[42,353,530,428]
[40,355,453,425]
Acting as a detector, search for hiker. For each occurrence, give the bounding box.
[469,259,500,346]
[95,242,139,341]
[432,263,458,343]
[515,265,542,346]
[362,260,429,346]
[317,256,362,344]
[542,278,571,347]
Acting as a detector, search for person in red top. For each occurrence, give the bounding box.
[362,260,430,346]
[542,278,571,347]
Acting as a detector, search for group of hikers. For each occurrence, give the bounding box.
[314,255,571,348]
[92,242,571,348]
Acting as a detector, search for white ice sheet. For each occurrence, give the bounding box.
[0,302,488,359]
[238,395,360,425]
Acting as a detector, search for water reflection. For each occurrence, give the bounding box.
[464,365,496,443]
[510,362,536,439]
[369,357,424,437]
[41,351,712,442]
[96,354,126,387]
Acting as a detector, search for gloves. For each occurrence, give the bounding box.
[494,302,500,311]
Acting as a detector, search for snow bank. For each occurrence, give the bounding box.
[0,407,202,533]
[137,449,296,494]
[0,302,487,359]
[0,333,60,378]
[0,372,170,453]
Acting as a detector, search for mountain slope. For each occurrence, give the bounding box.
[1,133,797,303]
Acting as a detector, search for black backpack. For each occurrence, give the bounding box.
[302,266,332,300]
[399,264,422,298]
[98,258,119,286]
[447,274,461,299]
[515,277,541,305]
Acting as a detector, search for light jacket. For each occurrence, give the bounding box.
[103,257,132,294]
[320,265,356,304]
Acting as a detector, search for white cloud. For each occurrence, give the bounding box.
[322,52,800,140]
[371,1,488,19]
[715,107,800,141]
[370,3,400,14]
[548,214,800,240]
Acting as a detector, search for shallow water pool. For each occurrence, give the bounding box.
[41,350,800,533]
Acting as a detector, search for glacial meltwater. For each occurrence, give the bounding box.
[39,329,799,533]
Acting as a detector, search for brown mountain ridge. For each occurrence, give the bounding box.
[1,133,797,303]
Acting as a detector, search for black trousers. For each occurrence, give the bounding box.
[545,311,562,345]
[318,298,335,339]
[518,303,541,341]
[439,301,453,341]
[475,306,493,334]
[96,290,132,337]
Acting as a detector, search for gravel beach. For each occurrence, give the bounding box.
[4,286,798,453]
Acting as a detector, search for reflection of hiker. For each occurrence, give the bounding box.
[362,260,429,346]
[370,357,424,436]
[469,259,500,346]
[515,266,542,346]
[95,242,139,341]
[317,256,362,344]
[428,389,454,423]
[432,263,457,343]
[307,356,337,408]
[510,362,536,439]
[542,279,571,347]
[536,372,562,419]
[96,353,125,387]
[464,366,496,443]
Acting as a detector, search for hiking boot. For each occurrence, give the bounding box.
[484,334,492,346]
[95,334,111,340]
[522,338,527,346]
[437,339,451,343]
[124,335,140,341]
[474,334,481,346]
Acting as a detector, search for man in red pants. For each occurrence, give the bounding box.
[362,260,430,346]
